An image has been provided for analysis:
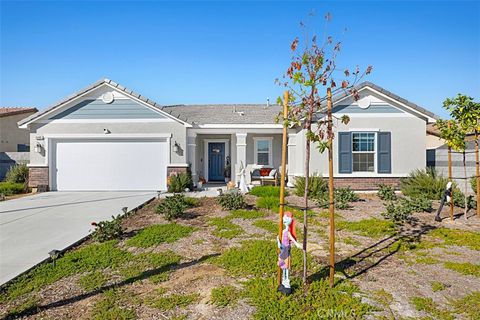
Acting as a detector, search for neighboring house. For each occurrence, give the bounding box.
[0,107,37,180]
[427,124,477,194]
[1,107,37,152]
[19,79,438,191]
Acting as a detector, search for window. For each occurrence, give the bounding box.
[254,138,272,166]
[352,133,375,172]
[17,144,30,152]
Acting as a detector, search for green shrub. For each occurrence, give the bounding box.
[400,168,448,200]
[210,285,241,307]
[317,187,359,210]
[217,191,246,210]
[0,182,25,195]
[5,163,28,183]
[183,196,199,207]
[377,183,397,201]
[250,186,287,198]
[168,172,193,193]
[452,188,476,210]
[126,224,195,248]
[256,196,280,211]
[383,201,413,222]
[91,214,123,242]
[382,196,432,222]
[156,194,188,220]
[294,174,327,198]
[471,176,478,192]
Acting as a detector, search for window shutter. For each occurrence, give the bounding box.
[377,132,391,173]
[338,132,352,173]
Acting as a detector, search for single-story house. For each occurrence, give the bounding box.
[18,79,438,191]
[1,107,37,180]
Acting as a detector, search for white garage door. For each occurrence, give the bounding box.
[52,138,169,191]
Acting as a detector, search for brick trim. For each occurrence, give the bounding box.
[333,177,401,191]
[28,166,49,189]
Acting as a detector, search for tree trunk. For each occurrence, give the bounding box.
[464,151,468,220]
[302,128,310,285]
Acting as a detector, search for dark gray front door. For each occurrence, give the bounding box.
[208,143,225,181]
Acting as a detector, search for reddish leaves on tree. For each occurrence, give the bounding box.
[342,80,349,88]
[291,38,299,51]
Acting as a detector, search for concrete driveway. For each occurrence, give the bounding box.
[0,191,156,285]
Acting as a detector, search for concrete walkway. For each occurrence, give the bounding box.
[0,191,156,285]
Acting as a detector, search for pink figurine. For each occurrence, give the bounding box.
[277,211,302,295]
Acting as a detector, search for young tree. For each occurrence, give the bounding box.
[276,14,372,284]
[436,118,467,219]
[443,95,480,217]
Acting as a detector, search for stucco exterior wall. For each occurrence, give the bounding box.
[298,115,426,178]
[28,121,187,166]
[0,112,35,152]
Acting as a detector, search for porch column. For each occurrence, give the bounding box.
[287,132,296,187]
[187,132,198,184]
[235,133,247,185]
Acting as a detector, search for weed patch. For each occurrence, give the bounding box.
[119,251,181,281]
[451,291,480,319]
[431,281,446,292]
[250,186,287,198]
[215,240,304,277]
[209,217,243,239]
[429,228,480,251]
[252,219,278,235]
[210,285,241,307]
[148,293,199,311]
[336,218,396,238]
[229,209,265,220]
[91,289,136,320]
[2,241,131,300]
[78,271,108,291]
[256,196,280,211]
[410,296,453,320]
[126,224,195,248]
[444,262,480,277]
[243,277,372,319]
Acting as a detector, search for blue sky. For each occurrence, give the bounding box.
[1,1,478,118]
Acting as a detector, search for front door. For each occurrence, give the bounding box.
[208,142,225,181]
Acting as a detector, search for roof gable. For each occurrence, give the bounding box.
[328,82,439,122]
[19,79,190,127]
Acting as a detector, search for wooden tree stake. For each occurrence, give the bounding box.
[277,90,289,285]
[327,87,335,288]
[448,121,454,221]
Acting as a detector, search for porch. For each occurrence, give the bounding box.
[186,129,299,187]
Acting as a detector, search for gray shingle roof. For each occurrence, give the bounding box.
[19,78,439,127]
[161,104,282,125]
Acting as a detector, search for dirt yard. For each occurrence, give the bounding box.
[1,191,479,320]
